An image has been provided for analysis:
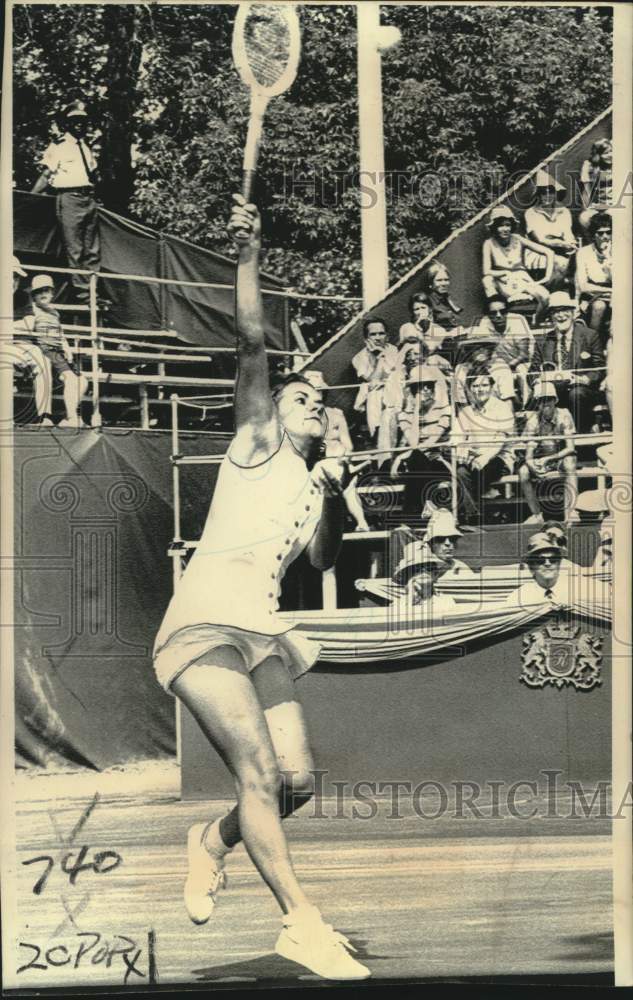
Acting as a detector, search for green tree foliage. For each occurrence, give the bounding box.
[13,3,612,347]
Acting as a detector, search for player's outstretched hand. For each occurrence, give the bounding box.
[311,457,351,498]
[228,194,261,249]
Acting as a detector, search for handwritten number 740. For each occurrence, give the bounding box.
[22,847,122,894]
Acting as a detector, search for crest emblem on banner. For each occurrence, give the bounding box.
[520,620,603,691]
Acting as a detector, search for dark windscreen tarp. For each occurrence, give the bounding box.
[14,427,228,770]
[13,190,288,348]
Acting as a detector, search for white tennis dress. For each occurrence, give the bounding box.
[154,434,324,690]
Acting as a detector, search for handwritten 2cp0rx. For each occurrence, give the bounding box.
[17,931,149,986]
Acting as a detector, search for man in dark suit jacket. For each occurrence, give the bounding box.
[532,291,604,432]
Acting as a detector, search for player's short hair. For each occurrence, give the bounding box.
[270,372,318,403]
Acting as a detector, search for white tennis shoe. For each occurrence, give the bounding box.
[275,907,371,980]
[184,822,227,924]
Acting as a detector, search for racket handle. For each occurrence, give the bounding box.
[241,169,256,203]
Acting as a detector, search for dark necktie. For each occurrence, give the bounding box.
[76,139,93,185]
[545,588,554,599]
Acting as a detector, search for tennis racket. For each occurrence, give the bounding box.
[232,2,301,203]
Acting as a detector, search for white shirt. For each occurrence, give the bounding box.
[41,133,97,188]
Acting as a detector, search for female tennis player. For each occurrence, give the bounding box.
[152,195,370,981]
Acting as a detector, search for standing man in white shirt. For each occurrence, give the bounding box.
[32,101,100,304]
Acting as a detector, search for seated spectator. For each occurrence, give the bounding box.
[6,256,53,425]
[578,138,612,234]
[392,544,457,616]
[542,521,574,575]
[575,212,611,339]
[482,206,554,322]
[420,262,464,332]
[476,297,534,407]
[17,274,89,428]
[456,367,515,523]
[352,317,401,458]
[532,291,603,433]
[303,370,370,531]
[421,509,476,581]
[398,292,451,361]
[394,366,452,523]
[505,532,567,607]
[452,339,498,408]
[518,382,578,525]
[524,170,577,290]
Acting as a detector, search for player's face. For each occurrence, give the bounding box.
[529,551,561,590]
[33,288,53,307]
[432,270,450,294]
[276,383,326,442]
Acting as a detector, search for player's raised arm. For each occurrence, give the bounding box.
[227,193,281,461]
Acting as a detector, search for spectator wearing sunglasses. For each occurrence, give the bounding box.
[505,532,568,608]
[475,297,534,407]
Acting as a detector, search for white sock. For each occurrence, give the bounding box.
[284,903,321,927]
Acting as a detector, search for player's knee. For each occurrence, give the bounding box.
[562,456,577,472]
[518,464,530,482]
[238,759,283,803]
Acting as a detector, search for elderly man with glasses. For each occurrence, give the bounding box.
[505,532,569,609]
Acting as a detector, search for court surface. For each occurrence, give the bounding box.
[7,762,613,990]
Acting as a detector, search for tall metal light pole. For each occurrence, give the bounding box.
[356,3,401,311]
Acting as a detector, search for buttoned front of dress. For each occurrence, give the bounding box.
[155,435,323,650]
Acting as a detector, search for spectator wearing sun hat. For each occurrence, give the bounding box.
[532,291,602,433]
[4,257,54,425]
[392,543,457,615]
[482,205,554,322]
[524,169,577,290]
[518,380,578,525]
[505,531,569,608]
[16,273,89,427]
[395,365,453,522]
[32,100,100,304]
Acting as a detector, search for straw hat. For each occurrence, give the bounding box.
[533,381,558,401]
[487,205,517,229]
[409,365,440,385]
[393,543,444,585]
[30,274,54,292]
[533,169,565,193]
[523,532,561,561]
[548,291,577,313]
[424,509,462,541]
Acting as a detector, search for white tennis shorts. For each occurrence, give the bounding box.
[153,624,321,695]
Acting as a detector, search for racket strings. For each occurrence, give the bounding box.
[243,5,292,88]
